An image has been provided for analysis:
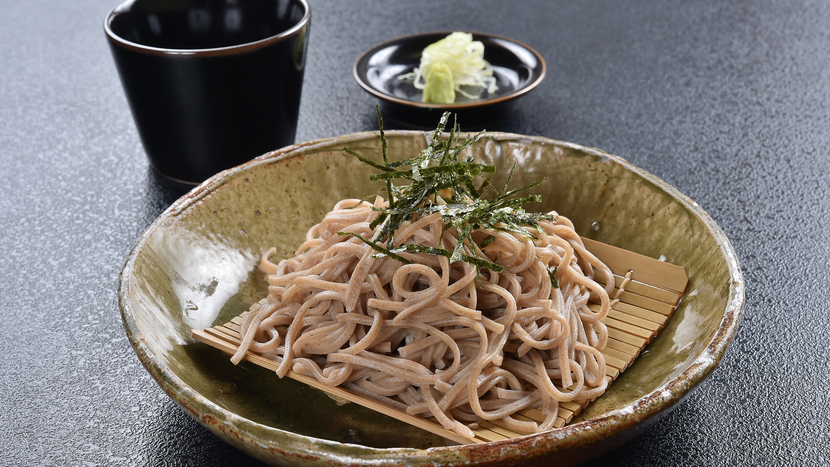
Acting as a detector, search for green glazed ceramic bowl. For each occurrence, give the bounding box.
[118,130,744,466]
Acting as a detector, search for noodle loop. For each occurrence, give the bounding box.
[232,198,614,438]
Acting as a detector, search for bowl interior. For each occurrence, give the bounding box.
[120,131,741,465]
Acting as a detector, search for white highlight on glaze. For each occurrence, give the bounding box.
[695,349,716,368]
[505,140,545,166]
[670,292,704,354]
[153,229,258,332]
[128,257,182,352]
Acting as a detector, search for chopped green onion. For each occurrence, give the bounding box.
[399,32,498,104]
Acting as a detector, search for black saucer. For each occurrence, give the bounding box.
[354,31,546,128]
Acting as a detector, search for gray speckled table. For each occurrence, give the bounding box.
[2,0,828,465]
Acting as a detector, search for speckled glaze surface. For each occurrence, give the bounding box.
[118,131,744,466]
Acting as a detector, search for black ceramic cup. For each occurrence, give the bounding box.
[105,0,310,185]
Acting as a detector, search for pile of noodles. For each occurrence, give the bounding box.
[231,196,615,438]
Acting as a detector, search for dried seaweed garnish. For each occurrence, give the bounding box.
[340,107,554,273]
[549,267,560,289]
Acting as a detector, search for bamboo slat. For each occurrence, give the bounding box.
[191,238,688,445]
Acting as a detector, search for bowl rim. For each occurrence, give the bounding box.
[118,130,744,464]
[353,31,547,111]
[103,0,311,57]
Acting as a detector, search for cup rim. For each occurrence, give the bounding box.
[104,0,310,56]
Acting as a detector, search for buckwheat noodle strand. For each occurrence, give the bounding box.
[231,197,614,439]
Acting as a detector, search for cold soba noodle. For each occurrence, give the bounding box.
[231,196,614,438]
[231,111,615,439]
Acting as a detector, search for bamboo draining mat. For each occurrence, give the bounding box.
[192,238,688,445]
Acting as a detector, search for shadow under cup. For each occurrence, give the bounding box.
[105,0,311,186]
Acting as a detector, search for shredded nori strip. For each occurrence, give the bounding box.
[340,107,554,273]
[549,267,560,289]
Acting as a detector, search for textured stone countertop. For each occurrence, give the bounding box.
[2,0,828,465]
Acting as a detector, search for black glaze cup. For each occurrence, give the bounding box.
[105,0,310,186]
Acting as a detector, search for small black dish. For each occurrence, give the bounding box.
[354,31,545,128]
